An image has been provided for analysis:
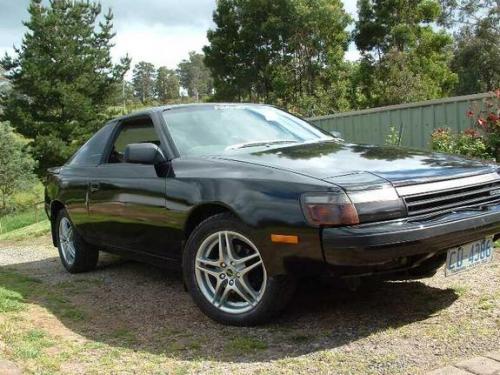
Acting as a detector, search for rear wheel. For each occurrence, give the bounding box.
[183,213,294,326]
[56,209,99,273]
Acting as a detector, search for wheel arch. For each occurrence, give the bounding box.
[49,200,65,246]
[184,202,239,241]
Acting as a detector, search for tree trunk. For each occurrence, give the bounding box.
[0,192,6,214]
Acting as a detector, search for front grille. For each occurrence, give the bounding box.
[399,175,500,217]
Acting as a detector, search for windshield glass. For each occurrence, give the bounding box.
[162,104,332,156]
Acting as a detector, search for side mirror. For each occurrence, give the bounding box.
[329,130,344,140]
[123,143,165,165]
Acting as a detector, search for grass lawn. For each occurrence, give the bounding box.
[0,209,46,234]
[0,206,50,242]
[0,220,50,242]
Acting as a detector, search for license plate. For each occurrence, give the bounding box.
[445,237,494,276]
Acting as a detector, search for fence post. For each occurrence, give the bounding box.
[398,122,404,146]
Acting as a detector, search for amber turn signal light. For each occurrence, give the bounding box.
[271,234,299,244]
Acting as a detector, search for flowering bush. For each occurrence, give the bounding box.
[431,90,500,161]
[431,127,490,159]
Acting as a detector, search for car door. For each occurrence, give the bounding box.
[87,115,178,260]
[61,122,117,239]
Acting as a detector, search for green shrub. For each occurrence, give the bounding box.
[385,125,401,146]
[12,181,44,212]
[431,128,492,159]
[0,123,38,214]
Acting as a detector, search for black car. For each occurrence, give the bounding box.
[45,104,499,325]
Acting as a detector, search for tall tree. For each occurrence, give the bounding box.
[0,122,37,213]
[440,0,499,94]
[452,23,500,94]
[0,0,130,175]
[155,67,180,103]
[204,0,352,116]
[177,52,213,100]
[0,67,9,94]
[353,0,457,107]
[132,61,156,103]
[0,67,10,111]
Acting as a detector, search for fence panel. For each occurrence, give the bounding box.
[308,93,494,150]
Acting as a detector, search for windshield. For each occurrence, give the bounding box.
[162,104,332,156]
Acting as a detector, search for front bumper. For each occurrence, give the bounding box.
[322,204,500,270]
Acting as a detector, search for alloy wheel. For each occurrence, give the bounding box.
[59,217,76,266]
[194,230,267,314]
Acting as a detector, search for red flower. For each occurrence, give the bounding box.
[487,113,498,122]
[464,128,480,138]
[478,117,487,127]
[466,110,474,118]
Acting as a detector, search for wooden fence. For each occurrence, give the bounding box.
[308,92,495,149]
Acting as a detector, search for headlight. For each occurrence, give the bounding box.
[301,191,359,227]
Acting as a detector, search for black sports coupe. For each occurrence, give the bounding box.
[45,104,499,325]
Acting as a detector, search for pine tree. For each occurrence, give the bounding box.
[0,67,9,97]
[0,0,130,175]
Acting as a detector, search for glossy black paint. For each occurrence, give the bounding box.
[45,105,500,277]
[220,141,495,185]
[322,204,500,272]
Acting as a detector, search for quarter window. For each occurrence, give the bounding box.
[67,123,115,166]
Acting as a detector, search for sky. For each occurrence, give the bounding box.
[0,0,361,73]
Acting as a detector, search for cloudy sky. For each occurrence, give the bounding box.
[0,0,360,73]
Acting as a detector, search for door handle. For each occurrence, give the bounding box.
[89,182,100,193]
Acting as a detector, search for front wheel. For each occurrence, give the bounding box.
[183,213,295,326]
[56,209,99,273]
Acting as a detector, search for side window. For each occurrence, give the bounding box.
[107,117,160,163]
[68,123,115,166]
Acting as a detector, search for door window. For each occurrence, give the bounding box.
[107,117,160,163]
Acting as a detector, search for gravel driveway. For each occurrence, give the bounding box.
[0,235,498,374]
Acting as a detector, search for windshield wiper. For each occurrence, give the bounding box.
[225,139,299,150]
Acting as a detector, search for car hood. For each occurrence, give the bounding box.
[217,141,496,187]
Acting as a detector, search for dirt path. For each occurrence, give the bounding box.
[0,235,498,374]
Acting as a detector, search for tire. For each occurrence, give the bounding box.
[183,213,295,326]
[55,209,99,273]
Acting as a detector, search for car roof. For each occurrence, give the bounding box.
[114,103,272,122]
